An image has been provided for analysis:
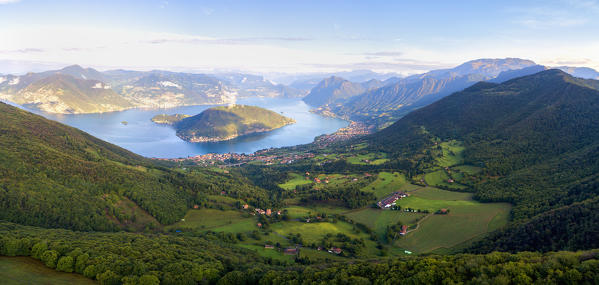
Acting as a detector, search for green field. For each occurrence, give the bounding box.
[0,257,95,285]
[236,244,294,262]
[284,205,347,219]
[167,209,252,230]
[270,221,363,244]
[344,208,425,239]
[361,172,407,199]
[278,173,312,190]
[453,165,482,175]
[394,187,511,253]
[346,153,389,165]
[424,170,468,190]
[436,140,465,167]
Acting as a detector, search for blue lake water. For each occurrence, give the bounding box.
[7,98,348,158]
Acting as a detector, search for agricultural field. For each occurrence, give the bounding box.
[166,209,252,230]
[346,153,389,165]
[361,172,408,199]
[395,187,511,253]
[236,244,294,262]
[284,205,347,219]
[453,165,482,175]
[0,257,95,285]
[344,208,425,239]
[436,140,465,167]
[424,170,468,190]
[270,221,364,244]
[278,173,312,190]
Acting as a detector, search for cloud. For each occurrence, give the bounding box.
[0,48,44,53]
[307,59,450,74]
[515,17,587,29]
[363,51,404,57]
[0,0,20,4]
[545,58,592,65]
[201,7,215,16]
[145,36,311,45]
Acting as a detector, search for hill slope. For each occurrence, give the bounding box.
[367,69,599,250]
[175,104,296,142]
[0,102,268,231]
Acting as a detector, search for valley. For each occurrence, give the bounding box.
[2,66,599,284]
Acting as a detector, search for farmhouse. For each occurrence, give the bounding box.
[264,244,274,249]
[283,248,298,255]
[399,225,408,235]
[328,247,342,254]
[377,191,408,208]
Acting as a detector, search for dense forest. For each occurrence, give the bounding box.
[0,102,269,231]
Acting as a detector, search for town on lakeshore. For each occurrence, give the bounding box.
[155,121,372,165]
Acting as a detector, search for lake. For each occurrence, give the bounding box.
[8,97,348,158]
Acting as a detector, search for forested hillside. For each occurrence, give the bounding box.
[367,69,599,250]
[0,102,268,231]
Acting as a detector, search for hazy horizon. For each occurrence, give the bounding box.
[1,0,599,75]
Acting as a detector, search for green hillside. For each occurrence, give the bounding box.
[150,113,190,125]
[367,69,599,250]
[175,104,295,142]
[0,102,268,231]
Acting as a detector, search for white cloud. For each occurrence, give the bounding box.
[0,0,20,4]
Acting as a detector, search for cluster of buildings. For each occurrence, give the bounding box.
[377,191,408,209]
[163,150,316,166]
[314,121,373,147]
[253,208,281,216]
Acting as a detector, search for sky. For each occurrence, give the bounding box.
[1,0,599,75]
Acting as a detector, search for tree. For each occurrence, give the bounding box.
[41,250,59,269]
[138,274,160,285]
[97,270,121,285]
[56,256,74,272]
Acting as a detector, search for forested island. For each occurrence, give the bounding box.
[155,105,296,142]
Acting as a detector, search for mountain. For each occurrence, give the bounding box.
[174,104,295,142]
[556,66,599,79]
[271,69,400,86]
[303,76,380,107]
[0,101,268,231]
[316,58,538,126]
[2,74,133,113]
[0,66,308,114]
[216,73,305,98]
[369,69,599,250]
[488,65,548,83]
[56,64,108,82]
[115,72,236,108]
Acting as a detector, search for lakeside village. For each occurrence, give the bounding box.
[157,121,372,166]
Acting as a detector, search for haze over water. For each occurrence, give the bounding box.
[16,97,348,158]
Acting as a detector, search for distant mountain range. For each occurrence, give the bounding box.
[306,58,599,127]
[0,66,304,114]
[2,59,598,116]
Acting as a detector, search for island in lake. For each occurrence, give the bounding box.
[151,104,296,142]
[151,114,191,125]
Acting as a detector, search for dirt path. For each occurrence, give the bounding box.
[406,213,433,234]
